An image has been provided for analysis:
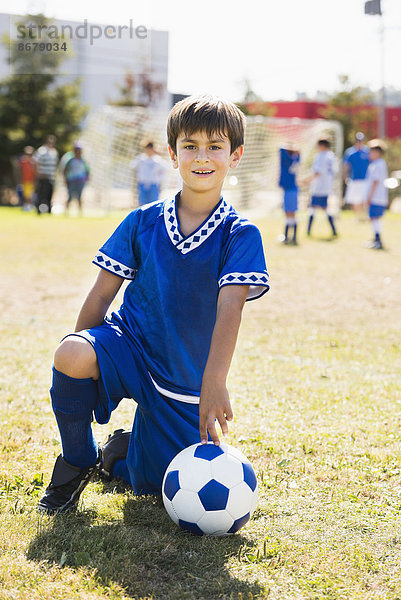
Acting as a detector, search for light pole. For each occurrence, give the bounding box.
[364,0,386,138]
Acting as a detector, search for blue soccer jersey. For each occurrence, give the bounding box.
[343,146,369,180]
[93,195,269,401]
[279,148,300,190]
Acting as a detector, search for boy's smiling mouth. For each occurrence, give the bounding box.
[192,169,214,176]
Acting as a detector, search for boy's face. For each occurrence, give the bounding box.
[168,130,243,196]
[369,148,381,161]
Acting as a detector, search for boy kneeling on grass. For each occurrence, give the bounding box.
[38,95,270,514]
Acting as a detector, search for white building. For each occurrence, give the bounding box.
[0,12,170,111]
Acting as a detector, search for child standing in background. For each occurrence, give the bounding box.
[343,132,370,219]
[307,138,338,238]
[130,141,169,206]
[364,139,388,250]
[278,144,300,245]
[18,146,36,210]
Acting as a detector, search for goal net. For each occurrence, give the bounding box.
[79,106,343,213]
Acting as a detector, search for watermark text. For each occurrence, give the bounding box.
[16,19,147,46]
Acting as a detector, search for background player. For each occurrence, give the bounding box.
[129,140,169,206]
[18,145,36,211]
[307,138,338,238]
[60,141,90,215]
[364,139,388,250]
[34,135,59,215]
[278,143,300,245]
[38,95,269,514]
[343,132,370,220]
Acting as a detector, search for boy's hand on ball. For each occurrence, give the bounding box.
[199,378,233,446]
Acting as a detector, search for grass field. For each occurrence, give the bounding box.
[1,206,401,600]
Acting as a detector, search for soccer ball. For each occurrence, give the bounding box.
[162,442,258,536]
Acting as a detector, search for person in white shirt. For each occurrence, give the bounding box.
[307,138,338,237]
[364,139,388,250]
[129,141,169,206]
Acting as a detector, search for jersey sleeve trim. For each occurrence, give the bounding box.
[92,250,136,279]
[218,271,270,301]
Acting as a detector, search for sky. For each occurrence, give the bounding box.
[2,0,401,102]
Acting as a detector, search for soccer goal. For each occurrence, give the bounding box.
[80,106,343,212]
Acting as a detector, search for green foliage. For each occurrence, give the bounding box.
[386,138,401,175]
[5,13,68,75]
[236,77,276,117]
[240,77,261,104]
[236,101,276,118]
[109,70,165,108]
[385,138,401,203]
[0,14,88,183]
[109,71,138,107]
[319,75,377,147]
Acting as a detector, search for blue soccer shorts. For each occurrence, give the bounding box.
[311,195,328,209]
[369,204,386,219]
[69,318,202,496]
[137,183,160,206]
[283,189,298,213]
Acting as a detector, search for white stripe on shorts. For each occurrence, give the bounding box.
[148,373,200,404]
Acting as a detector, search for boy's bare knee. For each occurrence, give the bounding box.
[54,335,99,379]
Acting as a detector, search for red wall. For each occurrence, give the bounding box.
[386,107,401,139]
[269,101,327,120]
[250,101,401,139]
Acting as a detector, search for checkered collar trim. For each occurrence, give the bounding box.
[163,194,230,255]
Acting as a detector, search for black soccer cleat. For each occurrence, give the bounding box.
[100,428,131,480]
[364,239,384,250]
[38,452,102,515]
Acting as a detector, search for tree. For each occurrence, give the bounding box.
[236,77,276,117]
[109,70,164,107]
[0,14,87,185]
[237,100,276,117]
[319,75,377,148]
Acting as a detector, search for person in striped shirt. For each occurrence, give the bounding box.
[34,135,59,214]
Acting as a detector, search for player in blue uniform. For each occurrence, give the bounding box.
[38,95,269,513]
[343,132,370,219]
[364,139,388,250]
[278,145,300,245]
[307,138,338,237]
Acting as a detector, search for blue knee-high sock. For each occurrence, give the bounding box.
[284,224,289,240]
[112,459,131,486]
[327,214,337,235]
[50,367,99,469]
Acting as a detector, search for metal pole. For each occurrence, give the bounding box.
[378,14,386,138]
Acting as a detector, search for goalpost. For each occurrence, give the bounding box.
[79,106,343,213]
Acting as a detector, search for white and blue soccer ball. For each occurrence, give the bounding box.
[162,442,258,536]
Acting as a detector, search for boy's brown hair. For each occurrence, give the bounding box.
[167,95,246,154]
